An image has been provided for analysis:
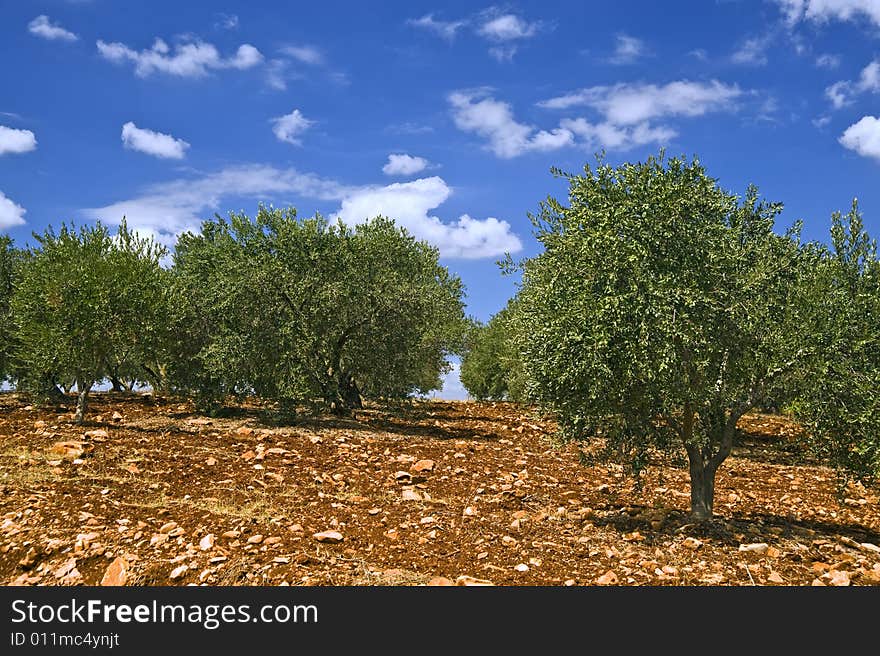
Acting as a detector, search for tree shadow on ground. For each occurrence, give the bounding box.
[589,500,880,547]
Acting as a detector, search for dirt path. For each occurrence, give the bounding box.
[1,393,878,586]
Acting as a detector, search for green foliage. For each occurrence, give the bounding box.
[10,221,168,420]
[0,236,17,381]
[460,302,526,401]
[512,153,811,518]
[789,201,880,488]
[168,207,467,414]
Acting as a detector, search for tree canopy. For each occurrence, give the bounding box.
[10,221,168,422]
[510,154,814,519]
[168,207,467,414]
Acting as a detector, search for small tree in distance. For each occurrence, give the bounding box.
[511,154,812,520]
[0,236,17,383]
[460,302,526,402]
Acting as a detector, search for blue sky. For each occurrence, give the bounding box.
[2,0,880,398]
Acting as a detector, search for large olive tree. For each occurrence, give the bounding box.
[11,221,168,422]
[168,207,467,414]
[512,155,811,519]
[460,302,526,402]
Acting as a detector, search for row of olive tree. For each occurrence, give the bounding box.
[0,209,467,423]
[461,153,880,519]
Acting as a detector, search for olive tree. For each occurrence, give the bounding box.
[460,303,526,401]
[790,201,880,488]
[512,154,810,520]
[11,221,168,423]
[0,236,17,382]
[169,207,466,414]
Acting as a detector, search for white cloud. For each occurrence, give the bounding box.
[477,13,539,41]
[538,80,742,124]
[214,13,239,30]
[28,15,78,42]
[335,177,522,259]
[816,53,841,69]
[279,45,323,65]
[407,14,468,40]
[383,153,429,176]
[97,37,262,77]
[839,115,880,160]
[825,59,880,108]
[83,166,521,259]
[448,90,574,158]
[777,0,880,26]
[121,122,190,159]
[609,34,647,65]
[271,109,314,145]
[82,164,352,247]
[0,126,37,155]
[813,114,833,127]
[488,45,518,62]
[731,35,771,65]
[560,118,676,150]
[0,191,27,229]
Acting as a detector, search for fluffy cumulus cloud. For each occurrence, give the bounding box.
[0,126,37,155]
[0,191,27,229]
[825,59,880,108]
[83,166,520,259]
[448,90,573,158]
[477,12,539,41]
[28,15,78,42]
[450,80,741,157]
[538,80,742,123]
[839,115,880,160]
[382,153,429,176]
[271,109,314,145]
[97,37,262,77]
[334,176,522,259]
[121,122,190,159]
[776,0,880,26]
[609,34,647,64]
[82,165,352,247]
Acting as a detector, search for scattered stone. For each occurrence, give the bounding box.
[158,522,178,534]
[826,570,851,586]
[169,565,188,580]
[313,530,344,543]
[206,457,217,466]
[49,441,84,460]
[596,570,619,585]
[427,576,454,586]
[514,563,529,572]
[199,534,215,551]
[18,547,37,569]
[739,543,769,554]
[101,557,128,586]
[455,575,495,586]
[221,530,240,539]
[84,429,109,440]
[410,459,435,473]
[682,537,703,550]
[111,411,124,422]
[394,471,413,484]
[767,571,784,584]
[247,534,264,544]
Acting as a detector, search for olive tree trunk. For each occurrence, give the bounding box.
[74,380,92,425]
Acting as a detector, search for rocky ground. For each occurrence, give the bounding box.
[1,392,878,586]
